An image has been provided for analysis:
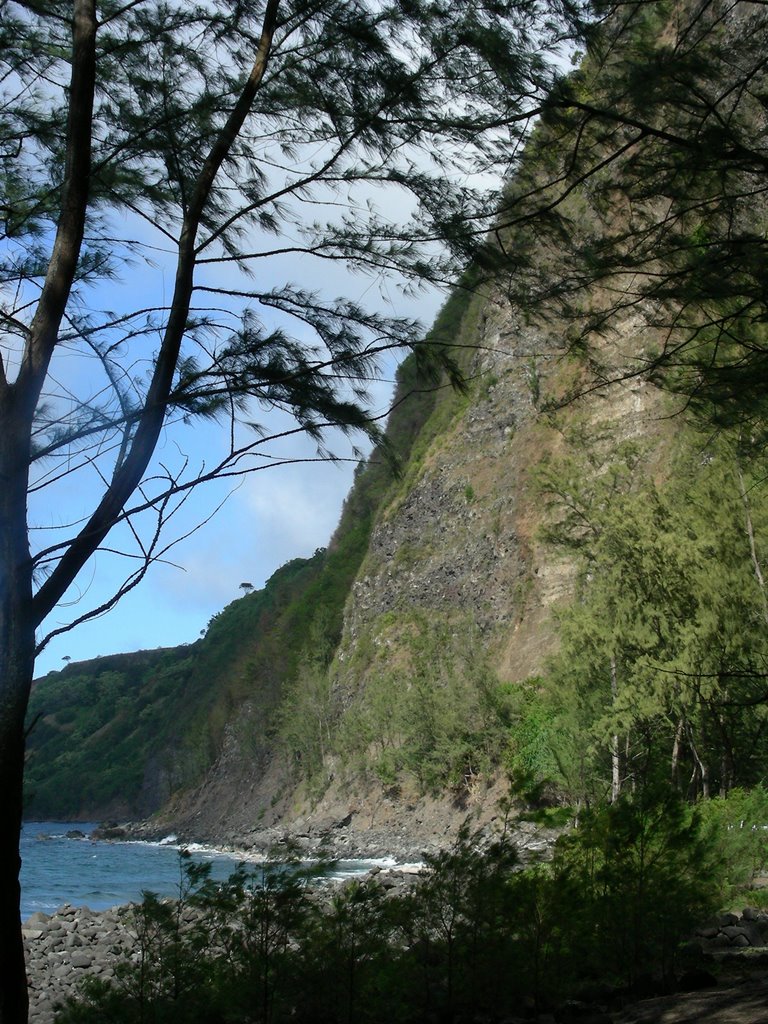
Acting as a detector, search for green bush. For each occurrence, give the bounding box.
[550,785,724,990]
[697,785,768,894]
[59,795,727,1024]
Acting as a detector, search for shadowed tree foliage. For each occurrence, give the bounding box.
[495,0,768,428]
[57,810,725,1024]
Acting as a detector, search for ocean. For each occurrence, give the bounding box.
[19,822,392,920]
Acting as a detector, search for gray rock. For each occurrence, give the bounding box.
[25,911,51,927]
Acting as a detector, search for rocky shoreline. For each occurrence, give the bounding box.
[23,818,768,1024]
[23,880,768,1024]
[24,903,134,1023]
[23,866,423,1024]
[110,811,562,867]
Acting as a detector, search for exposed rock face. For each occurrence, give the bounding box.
[153,270,669,842]
[339,286,665,694]
[343,298,559,669]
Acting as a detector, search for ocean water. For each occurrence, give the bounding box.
[20,822,393,920]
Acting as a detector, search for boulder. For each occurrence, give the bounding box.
[25,911,51,928]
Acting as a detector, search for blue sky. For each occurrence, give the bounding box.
[32,264,444,677]
[15,22,505,678]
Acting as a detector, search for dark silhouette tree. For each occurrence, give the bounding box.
[494,0,768,429]
[0,2,586,1020]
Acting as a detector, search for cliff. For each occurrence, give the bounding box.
[26,1,768,848]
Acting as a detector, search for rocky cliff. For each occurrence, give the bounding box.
[26,193,676,849]
[28,0,768,847]
[140,260,674,851]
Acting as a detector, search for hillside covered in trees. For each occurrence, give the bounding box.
[24,0,768,855]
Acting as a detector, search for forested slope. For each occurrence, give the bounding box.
[23,290,470,823]
[25,1,768,843]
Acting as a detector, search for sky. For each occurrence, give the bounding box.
[24,125,480,679]
[31,265,444,677]
[7,6,530,679]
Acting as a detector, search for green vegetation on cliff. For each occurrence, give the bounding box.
[332,612,511,794]
[25,554,327,819]
[517,427,768,808]
[23,284,475,821]
[23,1,768,844]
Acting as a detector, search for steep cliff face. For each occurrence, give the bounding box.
[85,252,672,845]
[26,0,768,843]
[344,301,671,671]
[281,278,672,836]
[25,177,675,846]
[343,298,558,677]
[23,244,723,844]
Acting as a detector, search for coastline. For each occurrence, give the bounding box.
[24,875,768,1024]
[112,801,562,870]
[21,820,427,922]
[23,851,426,1024]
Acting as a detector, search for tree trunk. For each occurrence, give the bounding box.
[685,722,710,800]
[610,654,621,803]
[0,677,32,1024]
[671,717,683,790]
[0,399,36,1024]
[736,463,768,627]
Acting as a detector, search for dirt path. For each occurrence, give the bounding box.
[615,974,768,1023]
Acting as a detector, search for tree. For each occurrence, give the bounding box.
[0,2,587,1020]
[493,0,768,428]
[540,433,768,806]
[551,785,722,990]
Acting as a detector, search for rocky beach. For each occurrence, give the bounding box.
[23,881,768,1024]
[23,866,423,1024]
[24,903,132,1023]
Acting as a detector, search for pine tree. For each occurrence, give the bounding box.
[0,3,588,1019]
[497,0,768,428]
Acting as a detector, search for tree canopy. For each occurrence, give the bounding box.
[536,430,768,806]
[496,0,768,427]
